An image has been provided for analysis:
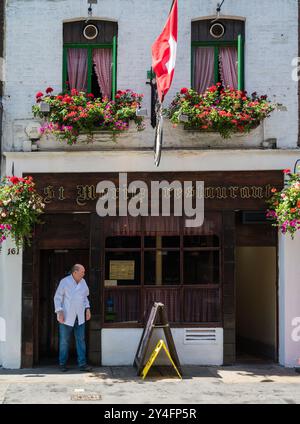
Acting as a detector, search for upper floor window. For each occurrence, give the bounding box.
[191,18,245,93]
[63,20,118,99]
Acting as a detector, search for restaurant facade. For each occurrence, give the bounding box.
[1,0,300,369]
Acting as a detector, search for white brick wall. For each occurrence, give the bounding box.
[1,0,299,149]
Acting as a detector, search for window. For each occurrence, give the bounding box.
[103,231,221,325]
[191,19,245,92]
[63,20,117,98]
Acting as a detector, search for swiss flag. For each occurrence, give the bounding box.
[152,0,178,102]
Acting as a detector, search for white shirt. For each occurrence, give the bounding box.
[54,275,90,327]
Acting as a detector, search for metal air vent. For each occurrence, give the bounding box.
[210,22,225,39]
[184,328,217,344]
[83,24,99,40]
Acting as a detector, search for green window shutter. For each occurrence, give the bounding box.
[112,35,117,99]
[63,47,68,92]
[214,46,219,84]
[238,34,245,90]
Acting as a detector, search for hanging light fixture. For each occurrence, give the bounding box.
[85,0,98,23]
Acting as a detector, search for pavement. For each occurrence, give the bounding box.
[0,363,300,404]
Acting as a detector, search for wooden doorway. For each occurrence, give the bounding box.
[38,249,89,365]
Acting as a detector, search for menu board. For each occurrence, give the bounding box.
[109,260,135,280]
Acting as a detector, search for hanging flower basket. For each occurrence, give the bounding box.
[32,88,145,145]
[0,176,45,247]
[166,85,275,139]
[266,169,300,238]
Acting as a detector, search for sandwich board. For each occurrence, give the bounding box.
[133,302,182,377]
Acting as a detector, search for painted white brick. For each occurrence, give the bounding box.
[1,0,298,151]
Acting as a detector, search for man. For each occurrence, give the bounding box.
[54,264,92,372]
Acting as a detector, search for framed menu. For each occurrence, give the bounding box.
[109,260,135,280]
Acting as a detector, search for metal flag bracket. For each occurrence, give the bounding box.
[154,100,164,167]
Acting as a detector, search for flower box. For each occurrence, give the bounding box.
[36,117,266,151]
[167,86,275,141]
[33,88,145,146]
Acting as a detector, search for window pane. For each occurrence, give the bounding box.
[105,251,141,286]
[144,251,156,284]
[145,251,180,285]
[162,236,180,248]
[144,236,156,248]
[184,235,219,247]
[67,48,88,92]
[184,251,219,284]
[219,47,238,90]
[104,289,140,323]
[105,236,141,248]
[193,47,215,93]
[144,236,180,248]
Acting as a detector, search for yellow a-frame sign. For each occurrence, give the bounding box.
[134,302,182,378]
[141,339,182,379]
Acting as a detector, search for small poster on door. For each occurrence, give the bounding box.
[109,260,135,280]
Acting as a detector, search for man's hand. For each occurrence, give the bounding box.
[57,311,65,324]
[86,308,91,321]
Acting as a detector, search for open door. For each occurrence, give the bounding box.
[38,249,89,365]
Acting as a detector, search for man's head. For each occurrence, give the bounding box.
[71,264,85,283]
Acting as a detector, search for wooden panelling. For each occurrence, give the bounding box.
[64,20,118,44]
[29,171,283,213]
[21,247,34,368]
[222,211,236,365]
[235,211,277,246]
[192,19,245,42]
[88,213,102,365]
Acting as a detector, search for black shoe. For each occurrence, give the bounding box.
[59,365,68,372]
[79,364,92,372]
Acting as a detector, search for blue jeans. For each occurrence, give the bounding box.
[59,319,87,367]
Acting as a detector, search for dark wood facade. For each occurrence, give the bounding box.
[21,171,282,367]
[192,18,245,42]
[63,20,118,44]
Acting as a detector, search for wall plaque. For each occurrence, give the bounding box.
[109,260,135,280]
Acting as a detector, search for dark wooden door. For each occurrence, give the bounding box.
[38,249,89,364]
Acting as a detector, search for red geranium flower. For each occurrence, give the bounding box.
[36,91,43,99]
[87,93,94,98]
[9,176,20,185]
[46,87,54,94]
[180,87,189,94]
[208,86,217,93]
[71,88,78,96]
[283,169,291,174]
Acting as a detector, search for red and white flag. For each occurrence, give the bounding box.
[152,0,178,102]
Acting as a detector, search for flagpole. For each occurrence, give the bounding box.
[152,0,178,166]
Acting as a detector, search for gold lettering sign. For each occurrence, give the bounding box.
[109,260,135,280]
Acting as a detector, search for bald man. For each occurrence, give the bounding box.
[54,264,92,372]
